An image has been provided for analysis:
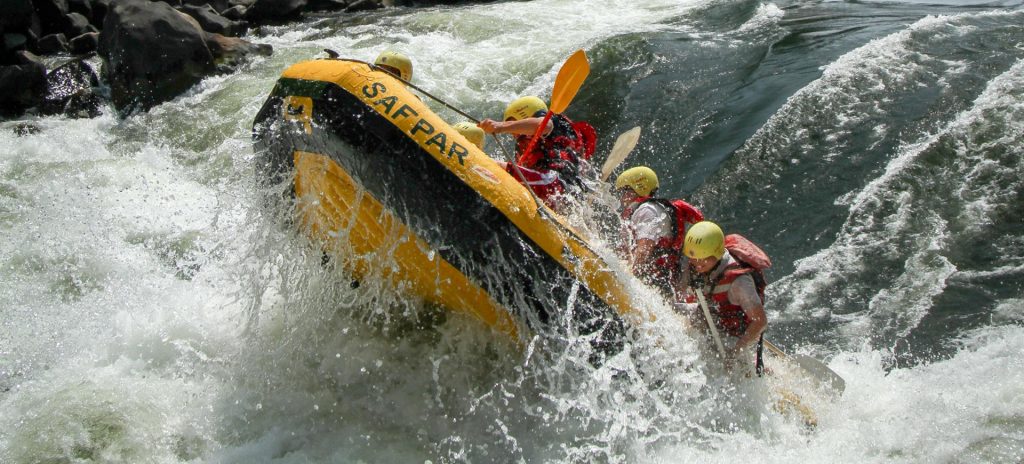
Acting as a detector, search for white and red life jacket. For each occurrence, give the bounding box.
[706,234,771,337]
[623,196,704,281]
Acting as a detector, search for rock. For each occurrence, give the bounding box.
[33,0,72,36]
[37,33,69,54]
[67,0,93,21]
[42,58,102,117]
[4,33,29,54]
[305,0,346,11]
[0,61,47,116]
[179,4,247,36]
[2,0,39,64]
[64,12,92,37]
[2,0,37,31]
[98,0,216,112]
[343,0,380,12]
[245,0,307,22]
[13,122,42,136]
[205,32,271,71]
[220,4,246,20]
[181,0,229,14]
[69,31,98,54]
[15,50,44,66]
[90,0,110,26]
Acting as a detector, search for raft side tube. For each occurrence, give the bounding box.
[253,59,640,357]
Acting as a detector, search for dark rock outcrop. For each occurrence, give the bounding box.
[99,0,271,113]
[42,59,102,117]
[37,33,69,54]
[181,0,229,14]
[343,0,381,12]
[206,32,272,71]
[0,59,47,116]
[179,4,248,36]
[33,0,72,36]
[245,0,307,22]
[69,31,99,54]
[220,4,246,20]
[306,0,346,11]
[99,0,216,112]
[64,12,94,37]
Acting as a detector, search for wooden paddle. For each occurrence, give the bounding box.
[694,289,845,394]
[600,126,641,181]
[763,340,846,394]
[694,289,728,357]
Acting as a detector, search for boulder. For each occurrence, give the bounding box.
[181,0,229,14]
[344,0,381,12]
[90,0,111,25]
[305,0,346,11]
[41,58,102,117]
[98,0,216,112]
[179,4,247,36]
[2,0,37,31]
[0,60,47,116]
[245,0,306,22]
[13,122,42,136]
[69,31,98,54]
[37,33,69,54]
[64,12,92,37]
[205,32,271,71]
[220,4,246,20]
[33,0,72,35]
[67,0,93,21]
[4,33,29,55]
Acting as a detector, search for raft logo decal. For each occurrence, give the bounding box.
[283,96,313,134]
[471,165,500,185]
[362,83,471,166]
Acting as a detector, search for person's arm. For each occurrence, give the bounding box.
[631,239,656,275]
[727,274,767,353]
[478,117,553,137]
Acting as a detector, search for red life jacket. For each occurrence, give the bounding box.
[515,113,595,172]
[707,235,771,337]
[623,197,704,281]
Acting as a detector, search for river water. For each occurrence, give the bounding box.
[2,0,1023,462]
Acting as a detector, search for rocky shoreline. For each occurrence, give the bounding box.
[0,0,487,121]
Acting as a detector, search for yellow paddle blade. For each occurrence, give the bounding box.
[549,50,590,114]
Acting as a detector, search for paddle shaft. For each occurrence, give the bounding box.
[694,289,728,357]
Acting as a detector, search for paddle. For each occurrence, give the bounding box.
[600,126,641,182]
[694,289,728,357]
[763,340,846,394]
[693,288,845,395]
[517,50,590,166]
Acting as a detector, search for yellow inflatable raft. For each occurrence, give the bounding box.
[252,58,641,357]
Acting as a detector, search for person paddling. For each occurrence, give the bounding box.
[675,221,769,374]
[478,95,596,210]
[614,166,703,299]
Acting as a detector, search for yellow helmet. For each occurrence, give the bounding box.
[614,166,659,197]
[453,121,485,150]
[374,50,413,81]
[684,221,725,260]
[503,96,547,121]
